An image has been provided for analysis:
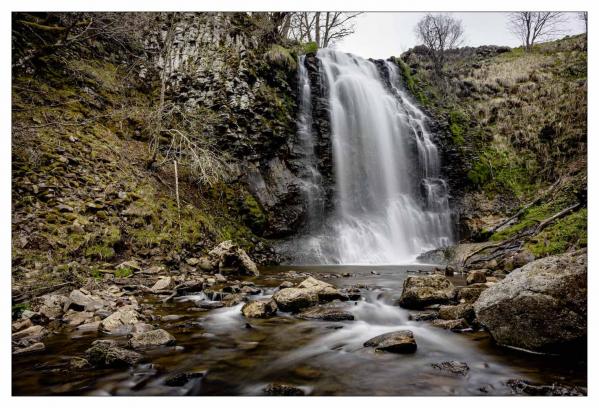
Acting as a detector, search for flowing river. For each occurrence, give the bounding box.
[12,266,586,396]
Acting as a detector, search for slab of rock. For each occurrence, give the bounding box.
[86,340,142,367]
[242,299,278,318]
[12,325,47,341]
[432,361,470,376]
[63,310,94,326]
[364,330,417,353]
[432,318,470,332]
[409,311,439,321]
[13,342,45,355]
[263,383,306,396]
[273,288,319,312]
[208,240,259,276]
[438,304,475,322]
[466,270,487,285]
[129,329,176,349]
[474,250,587,353]
[99,305,141,334]
[297,306,354,321]
[398,275,455,309]
[151,277,173,292]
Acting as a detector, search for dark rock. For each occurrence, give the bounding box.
[129,329,176,349]
[455,285,487,304]
[398,275,455,309]
[263,383,306,396]
[86,340,142,367]
[506,379,586,396]
[474,250,586,353]
[297,306,354,321]
[364,330,417,353]
[438,303,475,322]
[466,270,487,285]
[409,311,439,321]
[164,371,205,387]
[432,361,470,376]
[432,318,470,332]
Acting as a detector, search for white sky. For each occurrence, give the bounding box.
[336,12,586,59]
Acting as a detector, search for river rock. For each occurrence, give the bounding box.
[13,342,45,355]
[99,305,141,334]
[263,383,306,396]
[438,303,475,322]
[34,293,70,319]
[432,361,470,376]
[70,357,91,369]
[474,250,587,353]
[208,240,259,276]
[86,340,142,367]
[506,379,586,396]
[466,270,487,285]
[409,311,439,321]
[151,276,173,291]
[297,277,348,302]
[455,285,487,304]
[272,288,318,312]
[297,306,354,321]
[432,318,469,332]
[364,330,417,353]
[63,310,94,326]
[69,289,103,311]
[12,325,47,341]
[222,293,247,307]
[242,299,278,318]
[129,329,176,349]
[398,275,455,309]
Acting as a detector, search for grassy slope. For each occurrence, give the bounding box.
[12,53,266,294]
[400,35,587,256]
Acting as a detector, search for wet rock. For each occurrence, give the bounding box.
[297,277,348,302]
[297,306,354,321]
[222,293,247,307]
[86,340,142,367]
[13,342,45,355]
[466,270,487,285]
[398,275,455,309]
[438,304,475,322]
[263,383,306,396]
[279,281,294,289]
[99,305,141,334]
[132,322,156,333]
[343,287,362,300]
[474,250,586,353]
[164,371,205,387]
[409,311,439,321]
[208,240,259,276]
[129,329,176,349]
[364,330,417,353]
[76,321,101,332]
[455,285,487,304]
[69,357,91,369]
[272,288,318,312]
[151,276,173,291]
[432,318,470,332]
[63,310,94,326]
[160,315,183,322]
[242,299,278,318]
[507,379,586,396]
[432,361,470,376]
[240,285,261,295]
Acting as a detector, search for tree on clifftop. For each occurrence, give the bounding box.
[414,13,464,75]
[507,12,568,51]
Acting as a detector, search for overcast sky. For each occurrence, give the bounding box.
[335,12,586,59]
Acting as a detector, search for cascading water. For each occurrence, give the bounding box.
[293,50,452,264]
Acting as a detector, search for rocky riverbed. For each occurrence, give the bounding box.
[12,246,587,396]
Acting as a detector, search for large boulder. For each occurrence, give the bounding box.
[241,299,278,318]
[398,275,455,309]
[272,277,347,312]
[474,250,587,353]
[364,330,417,353]
[208,240,259,276]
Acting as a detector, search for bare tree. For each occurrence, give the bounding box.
[507,12,568,51]
[289,12,362,48]
[578,11,588,33]
[414,13,464,74]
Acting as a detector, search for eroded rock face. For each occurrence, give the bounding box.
[364,330,417,354]
[474,250,587,353]
[208,240,259,276]
[241,299,278,318]
[398,275,455,309]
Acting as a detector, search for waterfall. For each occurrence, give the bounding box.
[293,50,452,265]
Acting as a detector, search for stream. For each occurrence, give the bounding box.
[12,265,586,396]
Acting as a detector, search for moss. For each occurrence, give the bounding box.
[12,303,30,320]
[85,244,115,260]
[526,208,587,257]
[115,266,133,278]
[449,109,468,145]
[240,193,267,234]
[490,202,554,241]
[265,44,297,71]
[303,41,318,54]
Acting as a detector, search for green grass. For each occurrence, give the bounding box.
[526,208,587,257]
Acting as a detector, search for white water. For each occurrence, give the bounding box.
[292,50,453,264]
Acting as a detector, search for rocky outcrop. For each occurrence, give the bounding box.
[474,250,586,353]
[208,240,259,276]
[398,275,455,309]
